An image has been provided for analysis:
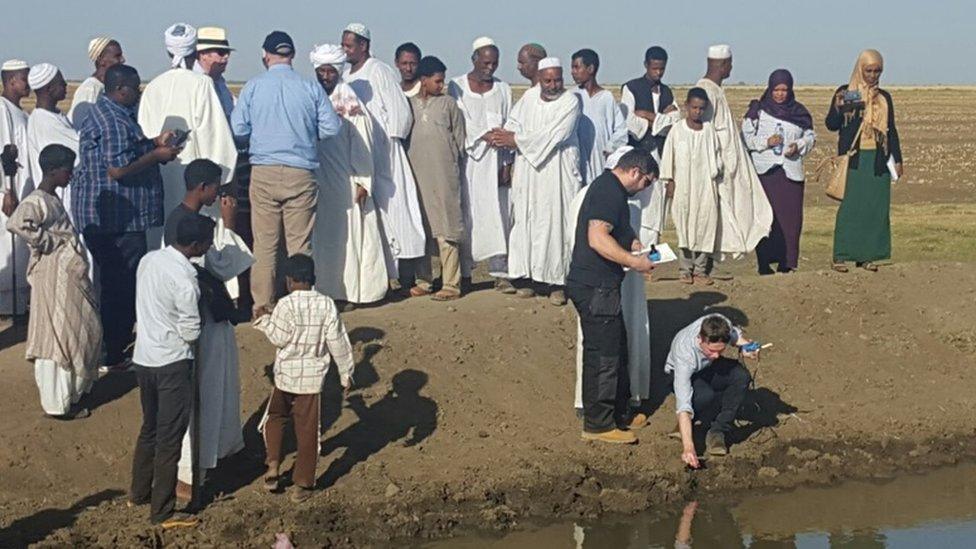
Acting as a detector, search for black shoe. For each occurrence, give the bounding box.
[705,430,727,456]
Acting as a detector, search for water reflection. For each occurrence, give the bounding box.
[425,464,976,548]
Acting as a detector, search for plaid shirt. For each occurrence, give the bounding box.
[72,95,163,234]
[253,289,355,394]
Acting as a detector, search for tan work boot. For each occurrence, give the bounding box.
[581,428,637,444]
[628,413,649,430]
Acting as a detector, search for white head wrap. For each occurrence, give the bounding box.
[537,57,561,71]
[1,59,28,72]
[88,36,114,62]
[472,36,495,53]
[165,23,198,68]
[605,146,635,170]
[344,23,370,41]
[707,44,732,60]
[28,63,58,90]
[309,43,346,69]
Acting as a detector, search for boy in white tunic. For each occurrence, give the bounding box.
[659,88,723,284]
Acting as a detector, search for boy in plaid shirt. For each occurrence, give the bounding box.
[253,253,355,503]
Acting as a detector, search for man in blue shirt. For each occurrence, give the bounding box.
[73,64,181,369]
[231,30,340,314]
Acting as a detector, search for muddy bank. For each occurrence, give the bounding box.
[2,262,976,547]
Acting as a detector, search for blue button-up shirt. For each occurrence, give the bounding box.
[72,95,164,234]
[231,63,340,170]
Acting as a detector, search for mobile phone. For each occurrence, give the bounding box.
[169,129,192,147]
[843,90,862,103]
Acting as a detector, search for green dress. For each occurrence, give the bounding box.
[833,149,891,262]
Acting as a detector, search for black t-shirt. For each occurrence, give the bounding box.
[566,171,636,288]
[163,203,198,247]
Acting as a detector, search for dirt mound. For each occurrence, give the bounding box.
[2,262,976,547]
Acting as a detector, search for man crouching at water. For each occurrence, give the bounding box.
[667,314,759,467]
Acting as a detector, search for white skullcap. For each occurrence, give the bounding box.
[472,36,495,52]
[605,146,635,170]
[537,57,561,71]
[165,23,198,68]
[1,59,28,72]
[28,63,58,90]
[88,36,114,62]
[310,43,346,69]
[344,23,370,41]
[707,44,732,59]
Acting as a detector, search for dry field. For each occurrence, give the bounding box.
[1,86,975,547]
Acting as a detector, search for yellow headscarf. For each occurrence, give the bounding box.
[847,49,888,146]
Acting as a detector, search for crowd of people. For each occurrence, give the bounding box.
[0,20,903,527]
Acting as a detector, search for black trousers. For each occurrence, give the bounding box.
[83,230,147,365]
[567,284,630,433]
[130,360,192,523]
[691,358,751,433]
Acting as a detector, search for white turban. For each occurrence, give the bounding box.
[537,57,561,71]
[165,23,198,68]
[309,43,346,69]
[28,63,58,90]
[1,59,28,72]
[605,146,634,170]
[472,36,495,52]
[707,44,732,60]
[88,36,113,62]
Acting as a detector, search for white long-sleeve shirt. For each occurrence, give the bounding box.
[133,246,201,367]
[741,111,816,182]
[665,314,741,417]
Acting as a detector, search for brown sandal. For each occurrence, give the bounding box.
[831,262,849,273]
[860,262,879,272]
[679,274,694,285]
[431,289,461,301]
[409,285,432,297]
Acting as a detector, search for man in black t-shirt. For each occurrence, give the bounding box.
[567,149,657,444]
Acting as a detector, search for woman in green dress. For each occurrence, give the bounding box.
[826,49,903,272]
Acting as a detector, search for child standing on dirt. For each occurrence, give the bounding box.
[253,253,355,503]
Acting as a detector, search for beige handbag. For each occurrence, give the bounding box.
[817,124,864,202]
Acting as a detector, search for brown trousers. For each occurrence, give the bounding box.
[415,237,461,294]
[262,388,320,489]
[249,165,317,310]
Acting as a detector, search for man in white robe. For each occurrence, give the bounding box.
[341,23,425,283]
[26,65,79,219]
[570,49,627,183]
[0,60,34,315]
[448,36,515,293]
[68,37,125,128]
[489,58,581,306]
[138,23,238,248]
[571,146,656,425]
[309,44,388,306]
[193,27,236,121]
[697,45,772,256]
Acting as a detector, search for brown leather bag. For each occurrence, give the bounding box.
[817,124,864,202]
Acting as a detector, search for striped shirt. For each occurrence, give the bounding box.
[72,95,163,234]
[254,289,355,394]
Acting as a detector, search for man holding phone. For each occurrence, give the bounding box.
[566,148,656,445]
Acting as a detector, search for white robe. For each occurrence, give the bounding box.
[569,183,652,407]
[0,97,33,314]
[177,223,252,485]
[573,88,627,184]
[660,120,723,253]
[697,78,773,254]
[138,68,238,247]
[448,75,513,277]
[312,88,388,304]
[504,87,582,285]
[67,76,104,129]
[26,109,79,221]
[344,58,426,268]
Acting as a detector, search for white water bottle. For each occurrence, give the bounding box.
[773,123,784,155]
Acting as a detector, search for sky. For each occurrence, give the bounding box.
[3,0,974,85]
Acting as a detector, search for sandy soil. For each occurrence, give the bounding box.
[2,259,976,547]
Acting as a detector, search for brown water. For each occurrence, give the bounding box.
[423,463,976,548]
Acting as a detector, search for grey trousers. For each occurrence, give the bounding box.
[678,248,714,277]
